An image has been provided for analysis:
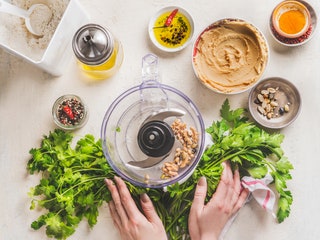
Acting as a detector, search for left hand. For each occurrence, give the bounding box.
[105,176,167,240]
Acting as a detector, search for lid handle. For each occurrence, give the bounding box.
[140,54,168,109]
[142,53,159,82]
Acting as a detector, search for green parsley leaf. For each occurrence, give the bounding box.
[27,99,294,239]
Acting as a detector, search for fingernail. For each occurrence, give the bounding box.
[104,178,112,186]
[140,193,150,203]
[197,176,207,186]
[114,176,121,182]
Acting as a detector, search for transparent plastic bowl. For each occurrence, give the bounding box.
[101,54,205,188]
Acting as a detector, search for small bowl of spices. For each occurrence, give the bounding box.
[148,6,194,52]
[52,94,88,130]
[272,0,311,38]
[270,0,315,46]
[248,77,301,129]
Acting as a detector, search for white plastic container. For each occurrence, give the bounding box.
[0,0,89,76]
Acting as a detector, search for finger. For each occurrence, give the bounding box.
[140,193,162,224]
[222,161,232,182]
[212,162,230,202]
[190,176,207,211]
[105,178,128,224]
[233,168,241,194]
[189,177,207,238]
[114,176,143,219]
[108,200,121,229]
[233,188,250,213]
[229,168,242,204]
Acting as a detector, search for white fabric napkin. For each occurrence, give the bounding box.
[219,174,276,240]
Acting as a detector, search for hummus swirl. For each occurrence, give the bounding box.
[193,19,268,93]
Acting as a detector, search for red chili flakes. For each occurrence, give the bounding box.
[271,24,313,45]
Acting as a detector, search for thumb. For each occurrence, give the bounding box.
[140,193,161,223]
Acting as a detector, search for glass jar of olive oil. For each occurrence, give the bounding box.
[72,24,123,80]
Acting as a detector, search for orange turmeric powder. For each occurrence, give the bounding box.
[279,10,306,34]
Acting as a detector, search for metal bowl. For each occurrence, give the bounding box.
[248,77,301,129]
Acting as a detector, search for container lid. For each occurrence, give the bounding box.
[72,24,114,65]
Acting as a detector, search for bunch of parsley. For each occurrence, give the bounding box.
[200,99,293,223]
[27,99,293,240]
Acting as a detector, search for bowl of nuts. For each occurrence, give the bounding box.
[248,77,301,129]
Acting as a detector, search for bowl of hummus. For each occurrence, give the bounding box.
[192,18,269,94]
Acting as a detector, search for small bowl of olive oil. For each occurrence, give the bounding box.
[148,6,194,52]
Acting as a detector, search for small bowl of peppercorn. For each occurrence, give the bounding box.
[248,77,301,129]
[52,94,88,130]
[148,6,194,52]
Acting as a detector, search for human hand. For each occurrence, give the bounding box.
[188,162,249,240]
[105,176,167,240]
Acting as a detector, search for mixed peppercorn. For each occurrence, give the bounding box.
[56,97,86,127]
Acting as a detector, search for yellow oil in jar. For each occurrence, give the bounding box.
[78,41,123,80]
[153,11,191,48]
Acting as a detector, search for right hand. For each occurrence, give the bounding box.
[188,162,249,240]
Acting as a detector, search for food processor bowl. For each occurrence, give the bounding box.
[101,54,205,188]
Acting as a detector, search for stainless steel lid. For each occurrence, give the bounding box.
[72,24,114,65]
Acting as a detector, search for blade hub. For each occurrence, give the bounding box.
[137,120,174,157]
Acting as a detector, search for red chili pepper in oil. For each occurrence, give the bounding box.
[63,106,75,120]
[165,8,179,27]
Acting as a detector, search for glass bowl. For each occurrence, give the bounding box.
[52,94,88,130]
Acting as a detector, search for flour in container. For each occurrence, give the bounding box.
[0,0,68,61]
[29,4,53,36]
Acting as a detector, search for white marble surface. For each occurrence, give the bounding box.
[1,0,320,239]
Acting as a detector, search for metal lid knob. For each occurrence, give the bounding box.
[72,24,114,65]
